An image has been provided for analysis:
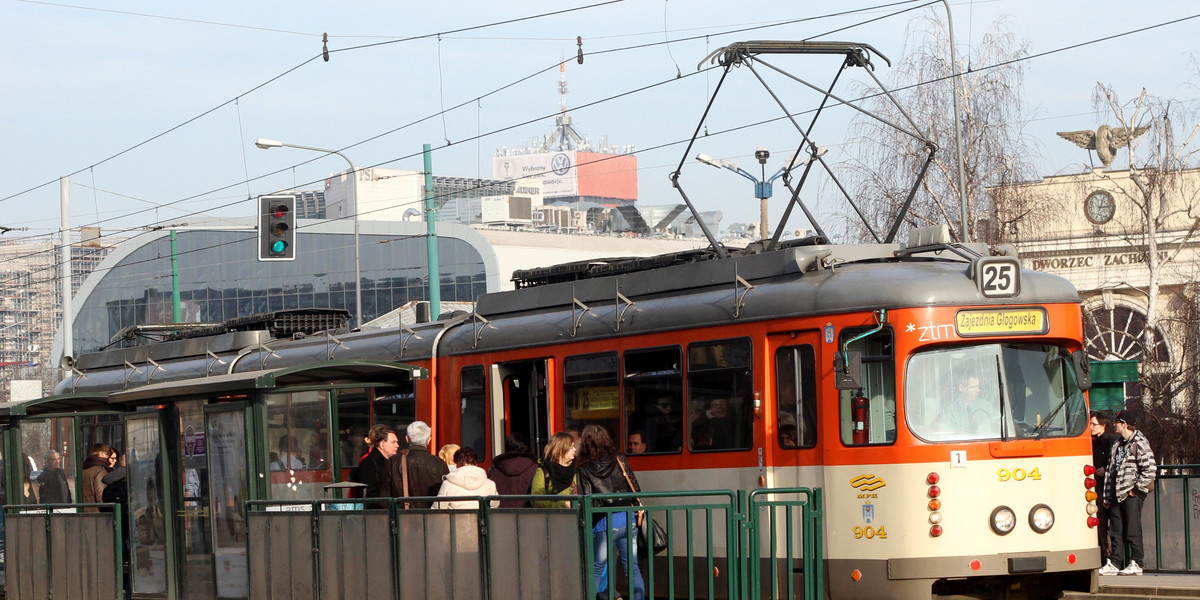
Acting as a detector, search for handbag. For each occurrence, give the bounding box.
[616,455,669,555]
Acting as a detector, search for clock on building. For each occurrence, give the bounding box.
[1084,190,1115,224]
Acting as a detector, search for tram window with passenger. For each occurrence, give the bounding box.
[838,328,897,446]
[623,346,683,454]
[906,343,1088,442]
[687,338,753,451]
[563,352,622,436]
[775,345,817,449]
[332,384,415,478]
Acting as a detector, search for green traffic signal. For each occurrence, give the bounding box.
[271,240,288,254]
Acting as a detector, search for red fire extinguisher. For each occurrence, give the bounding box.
[852,390,870,445]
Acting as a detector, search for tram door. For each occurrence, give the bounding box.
[489,359,550,458]
[768,332,821,485]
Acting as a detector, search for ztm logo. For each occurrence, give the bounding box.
[850,474,886,491]
[551,153,572,176]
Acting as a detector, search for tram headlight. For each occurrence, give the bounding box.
[990,506,1016,535]
[1029,504,1054,534]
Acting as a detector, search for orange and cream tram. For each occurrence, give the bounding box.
[14,225,1099,599]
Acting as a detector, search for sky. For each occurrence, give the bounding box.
[1,0,1197,246]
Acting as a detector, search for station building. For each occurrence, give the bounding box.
[989,167,1200,421]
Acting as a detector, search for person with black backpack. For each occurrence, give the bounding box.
[531,432,577,508]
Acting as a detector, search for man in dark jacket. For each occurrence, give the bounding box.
[36,450,72,504]
[1098,410,1156,577]
[487,434,539,508]
[352,427,398,499]
[379,421,447,508]
[1090,411,1118,563]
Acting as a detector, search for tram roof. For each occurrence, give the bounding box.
[107,359,426,406]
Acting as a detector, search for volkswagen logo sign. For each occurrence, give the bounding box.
[551,153,572,176]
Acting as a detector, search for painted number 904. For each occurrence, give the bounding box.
[997,467,1042,482]
[853,526,887,539]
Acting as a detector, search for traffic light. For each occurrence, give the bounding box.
[258,195,296,261]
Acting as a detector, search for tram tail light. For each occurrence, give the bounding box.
[925,472,943,536]
[926,472,940,485]
[1084,477,1096,488]
[1083,464,1096,476]
[1087,517,1099,528]
[928,485,941,498]
[930,525,943,537]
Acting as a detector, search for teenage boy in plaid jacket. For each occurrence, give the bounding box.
[1097,410,1156,576]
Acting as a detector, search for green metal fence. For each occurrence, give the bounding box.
[245,487,823,600]
[2,503,124,600]
[1146,464,1200,573]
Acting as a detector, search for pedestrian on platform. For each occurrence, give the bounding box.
[379,421,448,508]
[487,433,539,508]
[575,425,645,600]
[36,450,71,504]
[353,427,398,499]
[434,447,498,510]
[1090,411,1118,563]
[438,443,461,472]
[82,443,114,513]
[531,432,577,508]
[1098,410,1156,577]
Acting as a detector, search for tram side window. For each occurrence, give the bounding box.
[838,328,897,446]
[687,338,754,452]
[19,417,76,504]
[461,366,487,458]
[624,346,683,454]
[263,390,331,500]
[373,385,417,441]
[564,353,621,439]
[776,345,817,449]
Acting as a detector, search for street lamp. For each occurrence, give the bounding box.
[255,138,363,329]
[696,148,825,240]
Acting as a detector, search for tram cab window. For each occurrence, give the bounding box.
[564,353,622,438]
[838,329,897,446]
[460,366,487,458]
[776,345,817,449]
[687,339,753,452]
[263,390,332,500]
[623,346,683,454]
[906,343,1088,442]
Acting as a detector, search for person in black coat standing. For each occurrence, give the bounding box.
[575,425,645,600]
[353,427,399,499]
[1090,411,1119,563]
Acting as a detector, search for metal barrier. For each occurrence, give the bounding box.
[745,487,823,600]
[1146,464,1200,573]
[2,504,123,600]
[247,488,824,600]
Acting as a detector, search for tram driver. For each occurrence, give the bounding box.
[937,371,992,436]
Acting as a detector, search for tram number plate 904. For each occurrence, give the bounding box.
[997,467,1042,482]
[853,526,887,539]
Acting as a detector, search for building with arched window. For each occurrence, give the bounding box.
[989,167,1200,419]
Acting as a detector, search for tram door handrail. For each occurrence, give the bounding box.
[3,503,124,600]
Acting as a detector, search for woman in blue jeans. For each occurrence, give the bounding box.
[575,424,645,600]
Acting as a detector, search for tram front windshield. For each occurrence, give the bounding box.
[906,343,1087,442]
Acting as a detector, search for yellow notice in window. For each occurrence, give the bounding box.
[954,308,1047,337]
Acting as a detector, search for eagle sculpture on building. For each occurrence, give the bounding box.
[1056,124,1150,168]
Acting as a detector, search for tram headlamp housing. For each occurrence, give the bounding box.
[990,506,1016,535]
[1029,504,1054,534]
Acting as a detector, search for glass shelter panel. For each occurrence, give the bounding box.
[687,339,754,451]
[906,343,1088,442]
[126,414,168,595]
[623,346,683,454]
[264,390,332,500]
[838,329,897,446]
[335,388,371,478]
[19,417,75,505]
[564,353,621,436]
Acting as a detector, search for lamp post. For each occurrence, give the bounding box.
[255,138,363,329]
[696,148,824,240]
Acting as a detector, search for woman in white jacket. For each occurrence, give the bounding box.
[434,447,500,510]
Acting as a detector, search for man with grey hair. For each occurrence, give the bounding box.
[379,420,448,508]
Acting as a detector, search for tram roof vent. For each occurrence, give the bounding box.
[221,308,353,339]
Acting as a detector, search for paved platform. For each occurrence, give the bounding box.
[1066,573,1200,599]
